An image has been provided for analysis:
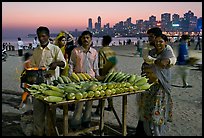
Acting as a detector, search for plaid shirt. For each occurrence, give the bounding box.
[98,46,117,69]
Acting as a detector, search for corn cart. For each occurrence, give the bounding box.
[26,72,152,136]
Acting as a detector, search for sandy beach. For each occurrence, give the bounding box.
[2,42,202,136]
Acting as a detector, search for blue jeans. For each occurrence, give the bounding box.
[70,101,93,128]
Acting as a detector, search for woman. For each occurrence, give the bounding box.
[54,33,69,76]
[137,34,175,136]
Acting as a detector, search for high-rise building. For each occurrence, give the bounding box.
[149,15,156,28]
[161,13,171,31]
[88,18,92,31]
[172,14,180,32]
[183,10,195,32]
[97,16,101,31]
[172,14,180,24]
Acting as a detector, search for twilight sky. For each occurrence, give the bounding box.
[2,2,202,38]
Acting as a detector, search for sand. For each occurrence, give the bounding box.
[2,42,202,136]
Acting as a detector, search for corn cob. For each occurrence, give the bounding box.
[112,71,122,82]
[67,92,76,100]
[66,83,81,89]
[139,83,153,90]
[107,72,118,82]
[128,74,137,83]
[103,71,114,82]
[76,73,84,81]
[61,75,69,84]
[63,86,80,93]
[58,76,64,84]
[44,96,64,103]
[42,90,64,97]
[80,73,89,81]
[114,72,125,82]
[53,80,59,86]
[69,76,78,83]
[47,85,64,93]
[84,73,92,80]
[134,77,148,86]
[66,76,72,83]
[116,73,128,82]
[71,72,80,82]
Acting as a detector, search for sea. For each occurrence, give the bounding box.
[2,36,148,50]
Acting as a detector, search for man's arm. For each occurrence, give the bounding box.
[142,43,156,64]
[49,48,66,70]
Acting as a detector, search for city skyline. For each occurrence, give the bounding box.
[2,2,202,38]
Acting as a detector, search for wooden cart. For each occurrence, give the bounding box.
[39,90,145,136]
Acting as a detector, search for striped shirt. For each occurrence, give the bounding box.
[69,46,99,78]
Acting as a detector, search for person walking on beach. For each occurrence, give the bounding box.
[17,37,24,56]
[32,37,38,49]
[136,34,175,136]
[176,35,192,88]
[69,30,100,130]
[94,35,118,115]
[194,34,201,50]
[137,37,144,57]
[30,26,66,136]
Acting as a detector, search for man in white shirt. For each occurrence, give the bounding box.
[30,26,66,136]
[17,37,24,56]
[32,37,39,49]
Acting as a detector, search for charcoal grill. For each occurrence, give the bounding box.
[20,67,47,88]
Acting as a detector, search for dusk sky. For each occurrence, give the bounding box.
[2,2,202,38]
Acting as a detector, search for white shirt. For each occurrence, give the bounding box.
[138,39,144,48]
[32,39,38,49]
[30,43,66,81]
[17,40,24,50]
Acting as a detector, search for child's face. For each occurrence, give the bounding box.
[144,68,158,83]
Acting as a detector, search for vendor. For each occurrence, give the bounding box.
[30,26,66,136]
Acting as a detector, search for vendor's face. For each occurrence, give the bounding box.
[155,37,166,53]
[37,33,49,45]
[81,34,92,47]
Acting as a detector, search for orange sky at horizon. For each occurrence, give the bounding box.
[2,2,202,37]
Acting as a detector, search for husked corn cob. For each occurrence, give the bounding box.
[76,73,84,81]
[71,72,80,82]
[84,73,92,80]
[80,73,88,81]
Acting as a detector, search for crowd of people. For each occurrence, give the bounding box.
[17,25,201,136]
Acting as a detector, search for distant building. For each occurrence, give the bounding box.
[161,13,171,31]
[88,18,93,31]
